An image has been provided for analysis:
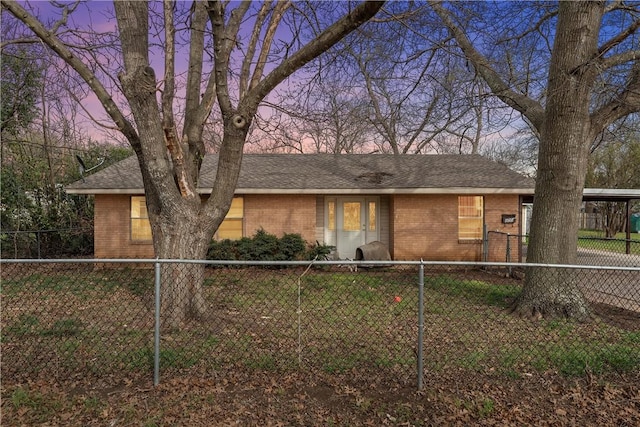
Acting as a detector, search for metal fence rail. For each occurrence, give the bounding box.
[0,228,93,259]
[486,232,640,267]
[1,259,638,390]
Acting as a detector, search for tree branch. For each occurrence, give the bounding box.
[591,61,640,135]
[245,1,385,112]
[598,19,640,58]
[1,0,139,146]
[208,0,251,116]
[428,0,545,130]
[183,1,214,175]
[161,0,197,200]
[239,1,272,99]
[249,1,291,92]
[598,49,640,70]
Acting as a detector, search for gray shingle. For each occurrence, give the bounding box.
[66,153,534,193]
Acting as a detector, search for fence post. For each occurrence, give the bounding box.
[506,234,512,277]
[36,231,41,259]
[482,224,488,263]
[154,260,161,386]
[417,261,425,390]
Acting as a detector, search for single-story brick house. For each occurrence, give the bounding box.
[65,154,535,261]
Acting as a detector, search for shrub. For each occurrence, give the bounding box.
[306,241,335,260]
[280,233,307,260]
[206,238,238,261]
[249,229,281,260]
[207,229,310,262]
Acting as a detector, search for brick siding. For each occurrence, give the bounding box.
[390,194,521,261]
[93,193,520,261]
[244,194,317,243]
[94,194,154,259]
[484,194,522,262]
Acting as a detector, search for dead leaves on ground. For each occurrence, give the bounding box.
[2,370,639,426]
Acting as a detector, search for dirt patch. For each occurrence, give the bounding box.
[593,302,640,331]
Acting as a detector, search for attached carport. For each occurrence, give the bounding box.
[521,188,640,256]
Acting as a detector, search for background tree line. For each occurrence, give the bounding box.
[1,29,131,257]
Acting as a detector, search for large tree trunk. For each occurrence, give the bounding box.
[512,2,604,320]
[154,214,212,329]
[428,1,639,320]
[150,127,246,329]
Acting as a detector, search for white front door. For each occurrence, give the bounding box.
[325,197,379,259]
[337,198,366,259]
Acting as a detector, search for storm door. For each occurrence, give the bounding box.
[326,197,379,259]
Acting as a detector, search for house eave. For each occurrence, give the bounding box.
[65,188,146,195]
[203,187,535,195]
[67,187,535,196]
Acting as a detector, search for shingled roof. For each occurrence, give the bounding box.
[65,153,535,195]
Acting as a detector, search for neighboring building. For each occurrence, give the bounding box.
[65,154,535,261]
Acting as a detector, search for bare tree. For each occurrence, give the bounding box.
[429,0,640,319]
[273,3,511,156]
[265,76,375,153]
[2,0,384,327]
[587,122,640,237]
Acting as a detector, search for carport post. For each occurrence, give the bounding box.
[417,261,425,390]
[154,260,161,386]
[626,200,631,255]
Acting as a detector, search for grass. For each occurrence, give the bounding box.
[10,387,63,423]
[124,347,201,370]
[426,275,520,308]
[4,313,40,336]
[41,318,83,337]
[1,266,638,383]
[578,229,640,254]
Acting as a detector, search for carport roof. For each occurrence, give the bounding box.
[66,153,536,195]
[582,188,640,202]
[521,188,640,203]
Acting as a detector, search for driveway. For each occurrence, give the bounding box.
[520,246,640,313]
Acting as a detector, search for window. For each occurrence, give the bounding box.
[131,196,152,241]
[342,202,362,231]
[215,197,244,240]
[368,201,377,232]
[327,199,336,231]
[458,196,483,240]
[131,196,244,242]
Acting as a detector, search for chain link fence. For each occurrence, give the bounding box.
[1,259,638,389]
[486,231,640,267]
[0,228,93,259]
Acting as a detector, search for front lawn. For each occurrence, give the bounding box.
[578,229,640,254]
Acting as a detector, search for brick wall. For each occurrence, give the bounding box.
[93,193,521,261]
[484,194,522,262]
[390,194,521,261]
[244,194,317,243]
[94,194,318,259]
[94,194,154,258]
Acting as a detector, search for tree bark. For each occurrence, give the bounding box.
[155,213,211,329]
[510,2,607,320]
